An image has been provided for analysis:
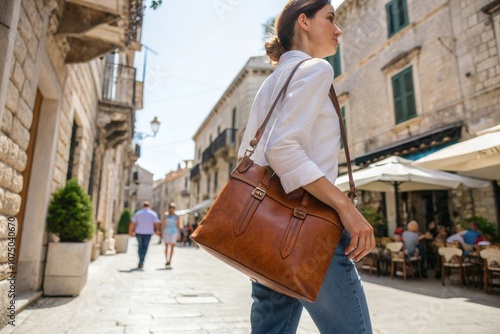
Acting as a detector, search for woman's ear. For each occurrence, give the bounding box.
[297,13,309,32]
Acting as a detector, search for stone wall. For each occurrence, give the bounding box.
[0,0,47,327]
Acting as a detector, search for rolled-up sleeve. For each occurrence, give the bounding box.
[264,59,333,194]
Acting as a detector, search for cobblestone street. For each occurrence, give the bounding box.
[2,237,499,333]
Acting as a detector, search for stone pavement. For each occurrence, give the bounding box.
[2,237,500,334]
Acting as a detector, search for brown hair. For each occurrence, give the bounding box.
[265,0,331,64]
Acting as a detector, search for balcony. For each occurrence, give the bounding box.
[97,62,138,148]
[201,129,237,166]
[102,62,136,107]
[190,164,200,181]
[126,141,140,164]
[181,189,190,197]
[57,0,144,63]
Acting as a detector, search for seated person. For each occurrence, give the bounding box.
[392,227,404,242]
[435,225,448,242]
[446,224,466,243]
[403,221,431,256]
[462,221,481,247]
[475,233,492,247]
[403,221,430,277]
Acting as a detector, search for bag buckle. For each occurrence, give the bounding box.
[252,187,266,200]
[293,208,307,219]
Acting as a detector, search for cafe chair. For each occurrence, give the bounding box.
[438,247,473,287]
[480,248,500,293]
[360,247,380,276]
[386,242,421,280]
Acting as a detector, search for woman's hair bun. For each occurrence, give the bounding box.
[265,36,286,65]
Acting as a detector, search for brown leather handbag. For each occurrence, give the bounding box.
[191,59,356,303]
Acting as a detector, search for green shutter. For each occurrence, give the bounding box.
[386,2,395,37]
[392,67,416,124]
[324,46,342,78]
[386,0,409,37]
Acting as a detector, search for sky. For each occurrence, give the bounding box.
[134,0,345,180]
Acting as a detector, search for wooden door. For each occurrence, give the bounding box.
[15,89,43,270]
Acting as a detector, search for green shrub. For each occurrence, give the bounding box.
[117,209,132,234]
[47,179,94,242]
[360,207,384,228]
[459,216,498,240]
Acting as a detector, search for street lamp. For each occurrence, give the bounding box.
[134,116,161,142]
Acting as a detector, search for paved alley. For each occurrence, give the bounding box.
[3,237,500,334]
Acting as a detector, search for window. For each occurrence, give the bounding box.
[340,106,346,149]
[207,174,211,195]
[87,149,96,197]
[228,162,234,176]
[324,46,341,78]
[214,171,218,192]
[66,121,78,180]
[386,0,409,37]
[392,67,416,124]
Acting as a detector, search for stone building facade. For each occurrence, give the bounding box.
[333,0,500,233]
[153,161,192,225]
[129,165,154,213]
[189,57,273,214]
[0,0,144,326]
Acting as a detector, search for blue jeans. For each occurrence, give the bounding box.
[136,234,152,264]
[251,231,372,333]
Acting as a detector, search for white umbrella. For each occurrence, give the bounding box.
[335,156,489,192]
[414,124,500,180]
[335,156,489,225]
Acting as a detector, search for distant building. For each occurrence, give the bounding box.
[189,56,274,216]
[153,161,192,225]
[129,166,154,213]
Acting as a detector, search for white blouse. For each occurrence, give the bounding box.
[238,50,341,194]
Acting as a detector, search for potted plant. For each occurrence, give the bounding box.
[460,216,498,241]
[44,179,95,296]
[360,206,386,237]
[115,208,132,253]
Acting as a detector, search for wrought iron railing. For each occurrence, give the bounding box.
[102,62,136,107]
[201,129,237,164]
[190,163,200,180]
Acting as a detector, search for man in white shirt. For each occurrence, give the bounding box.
[129,201,160,269]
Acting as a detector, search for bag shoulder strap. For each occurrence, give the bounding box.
[329,86,356,201]
[246,59,357,200]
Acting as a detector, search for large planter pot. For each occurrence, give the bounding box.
[114,234,129,253]
[44,240,92,296]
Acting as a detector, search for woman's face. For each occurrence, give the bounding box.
[306,4,342,58]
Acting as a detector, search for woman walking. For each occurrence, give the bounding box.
[160,202,181,269]
[238,1,375,332]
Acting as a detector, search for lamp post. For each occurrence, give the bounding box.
[134,116,161,143]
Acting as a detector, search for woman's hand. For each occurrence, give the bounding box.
[337,202,375,262]
[303,177,375,261]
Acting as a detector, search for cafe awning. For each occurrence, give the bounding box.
[175,198,215,216]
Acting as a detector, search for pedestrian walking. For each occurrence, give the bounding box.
[161,202,181,269]
[237,1,375,332]
[129,201,160,269]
